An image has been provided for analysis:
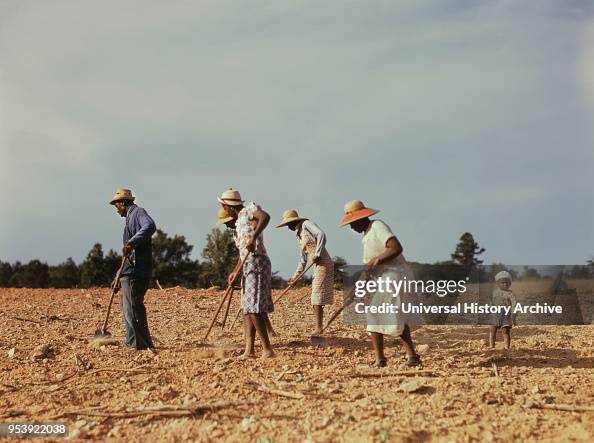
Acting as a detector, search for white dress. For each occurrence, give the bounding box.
[491,288,516,327]
[362,219,420,336]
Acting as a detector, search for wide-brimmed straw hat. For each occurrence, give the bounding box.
[276,209,308,228]
[339,200,379,227]
[217,207,236,225]
[217,188,244,206]
[109,188,135,205]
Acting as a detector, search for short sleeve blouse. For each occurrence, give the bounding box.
[233,201,268,260]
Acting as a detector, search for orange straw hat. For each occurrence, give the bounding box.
[339,200,379,227]
[276,209,308,228]
[217,207,236,225]
[217,188,244,206]
[109,188,135,205]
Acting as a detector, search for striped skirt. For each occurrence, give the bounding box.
[311,251,334,305]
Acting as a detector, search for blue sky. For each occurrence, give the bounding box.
[1,0,594,277]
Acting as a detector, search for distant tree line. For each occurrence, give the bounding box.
[0,229,238,289]
[2,230,592,289]
[0,227,346,290]
[417,232,593,282]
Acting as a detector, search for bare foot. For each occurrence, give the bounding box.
[406,354,421,367]
[238,351,255,359]
[260,349,275,359]
[372,358,387,368]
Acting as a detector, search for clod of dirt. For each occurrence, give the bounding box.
[240,415,259,430]
[7,348,16,359]
[69,428,86,439]
[523,399,535,409]
[107,426,121,438]
[398,378,427,393]
[89,338,120,348]
[417,344,430,354]
[30,344,52,360]
[194,348,235,359]
[160,385,179,400]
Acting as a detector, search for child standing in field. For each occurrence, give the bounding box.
[277,209,334,334]
[489,270,517,349]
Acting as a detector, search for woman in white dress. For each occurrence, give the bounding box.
[340,200,421,367]
[277,209,334,334]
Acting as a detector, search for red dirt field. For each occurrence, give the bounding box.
[0,287,593,442]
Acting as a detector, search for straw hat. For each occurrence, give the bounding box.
[276,209,308,228]
[339,200,379,227]
[217,188,244,206]
[217,207,236,225]
[109,188,135,205]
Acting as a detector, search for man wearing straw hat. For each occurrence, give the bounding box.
[277,209,334,334]
[340,200,421,367]
[110,188,156,350]
[218,188,275,359]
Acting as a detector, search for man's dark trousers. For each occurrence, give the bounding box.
[120,277,154,349]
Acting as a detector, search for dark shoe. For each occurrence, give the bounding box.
[406,354,421,367]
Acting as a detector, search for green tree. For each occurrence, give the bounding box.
[411,260,469,283]
[451,232,485,267]
[152,229,201,287]
[104,249,123,281]
[566,265,592,279]
[271,271,287,289]
[49,257,80,288]
[200,227,238,288]
[0,261,13,287]
[9,260,50,288]
[80,243,109,287]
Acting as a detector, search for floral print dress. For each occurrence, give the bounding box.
[234,202,274,314]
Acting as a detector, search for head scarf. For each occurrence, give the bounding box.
[494,270,512,282]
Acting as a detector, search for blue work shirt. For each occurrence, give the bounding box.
[122,205,156,279]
